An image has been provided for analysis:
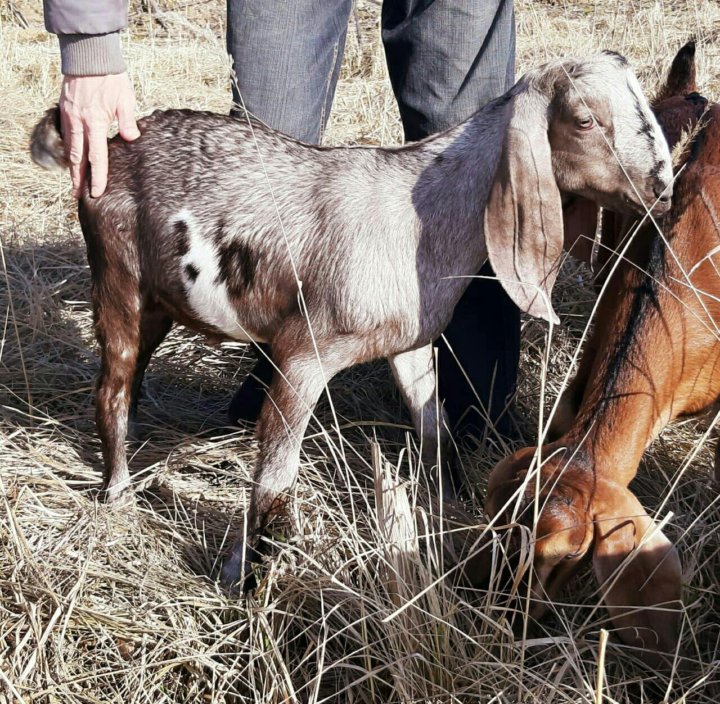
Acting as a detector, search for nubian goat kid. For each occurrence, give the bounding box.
[31,52,672,586]
[486,42,713,664]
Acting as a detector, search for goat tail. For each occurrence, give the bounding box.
[30,106,69,172]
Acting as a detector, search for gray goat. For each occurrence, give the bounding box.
[31,51,672,586]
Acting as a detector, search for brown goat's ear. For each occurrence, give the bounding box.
[654,40,697,104]
[562,197,598,266]
[592,485,682,658]
[484,103,564,324]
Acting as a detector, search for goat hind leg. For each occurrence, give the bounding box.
[95,306,141,502]
[128,305,173,439]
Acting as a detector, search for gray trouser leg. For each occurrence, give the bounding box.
[226,0,353,144]
[382,0,515,139]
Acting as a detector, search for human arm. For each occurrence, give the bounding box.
[43,1,139,198]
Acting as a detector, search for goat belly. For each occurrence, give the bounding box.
[181,273,253,341]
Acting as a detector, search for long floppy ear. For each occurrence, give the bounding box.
[654,40,697,104]
[592,485,682,660]
[484,95,564,324]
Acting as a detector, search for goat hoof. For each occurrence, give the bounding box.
[221,543,263,594]
[103,480,132,505]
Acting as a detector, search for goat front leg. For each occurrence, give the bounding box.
[221,327,353,588]
[389,344,455,499]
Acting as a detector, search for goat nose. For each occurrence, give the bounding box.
[685,91,708,106]
[653,182,671,203]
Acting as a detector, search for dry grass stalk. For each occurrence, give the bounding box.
[372,442,419,608]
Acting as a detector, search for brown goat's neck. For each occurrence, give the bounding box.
[571,169,720,486]
[571,235,681,484]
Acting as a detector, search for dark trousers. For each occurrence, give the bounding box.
[226,0,520,438]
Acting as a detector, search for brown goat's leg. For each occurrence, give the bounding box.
[95,305,141,503]
[389,344,455,498]
[221,326,356,587]
[128,306,173,438]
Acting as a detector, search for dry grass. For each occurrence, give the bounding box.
[1,1,720,701]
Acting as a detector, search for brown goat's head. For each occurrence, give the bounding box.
[480,42,709,665]
[485,445,593,597]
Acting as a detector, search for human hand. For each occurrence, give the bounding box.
[59,73,140,198]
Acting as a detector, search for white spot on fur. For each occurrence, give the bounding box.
[172,209,262,343]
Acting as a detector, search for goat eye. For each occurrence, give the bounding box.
[576,116,594,131]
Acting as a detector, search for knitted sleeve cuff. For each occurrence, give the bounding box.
[58,32,126,76]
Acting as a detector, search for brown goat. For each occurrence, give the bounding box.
[485,41,717,664]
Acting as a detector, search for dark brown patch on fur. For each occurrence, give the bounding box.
[216,239,257,298]
[212,217,227,247]
[185,263,199,282]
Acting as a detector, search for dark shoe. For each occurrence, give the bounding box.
[228,344,274,425]
[221,538,264,594]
